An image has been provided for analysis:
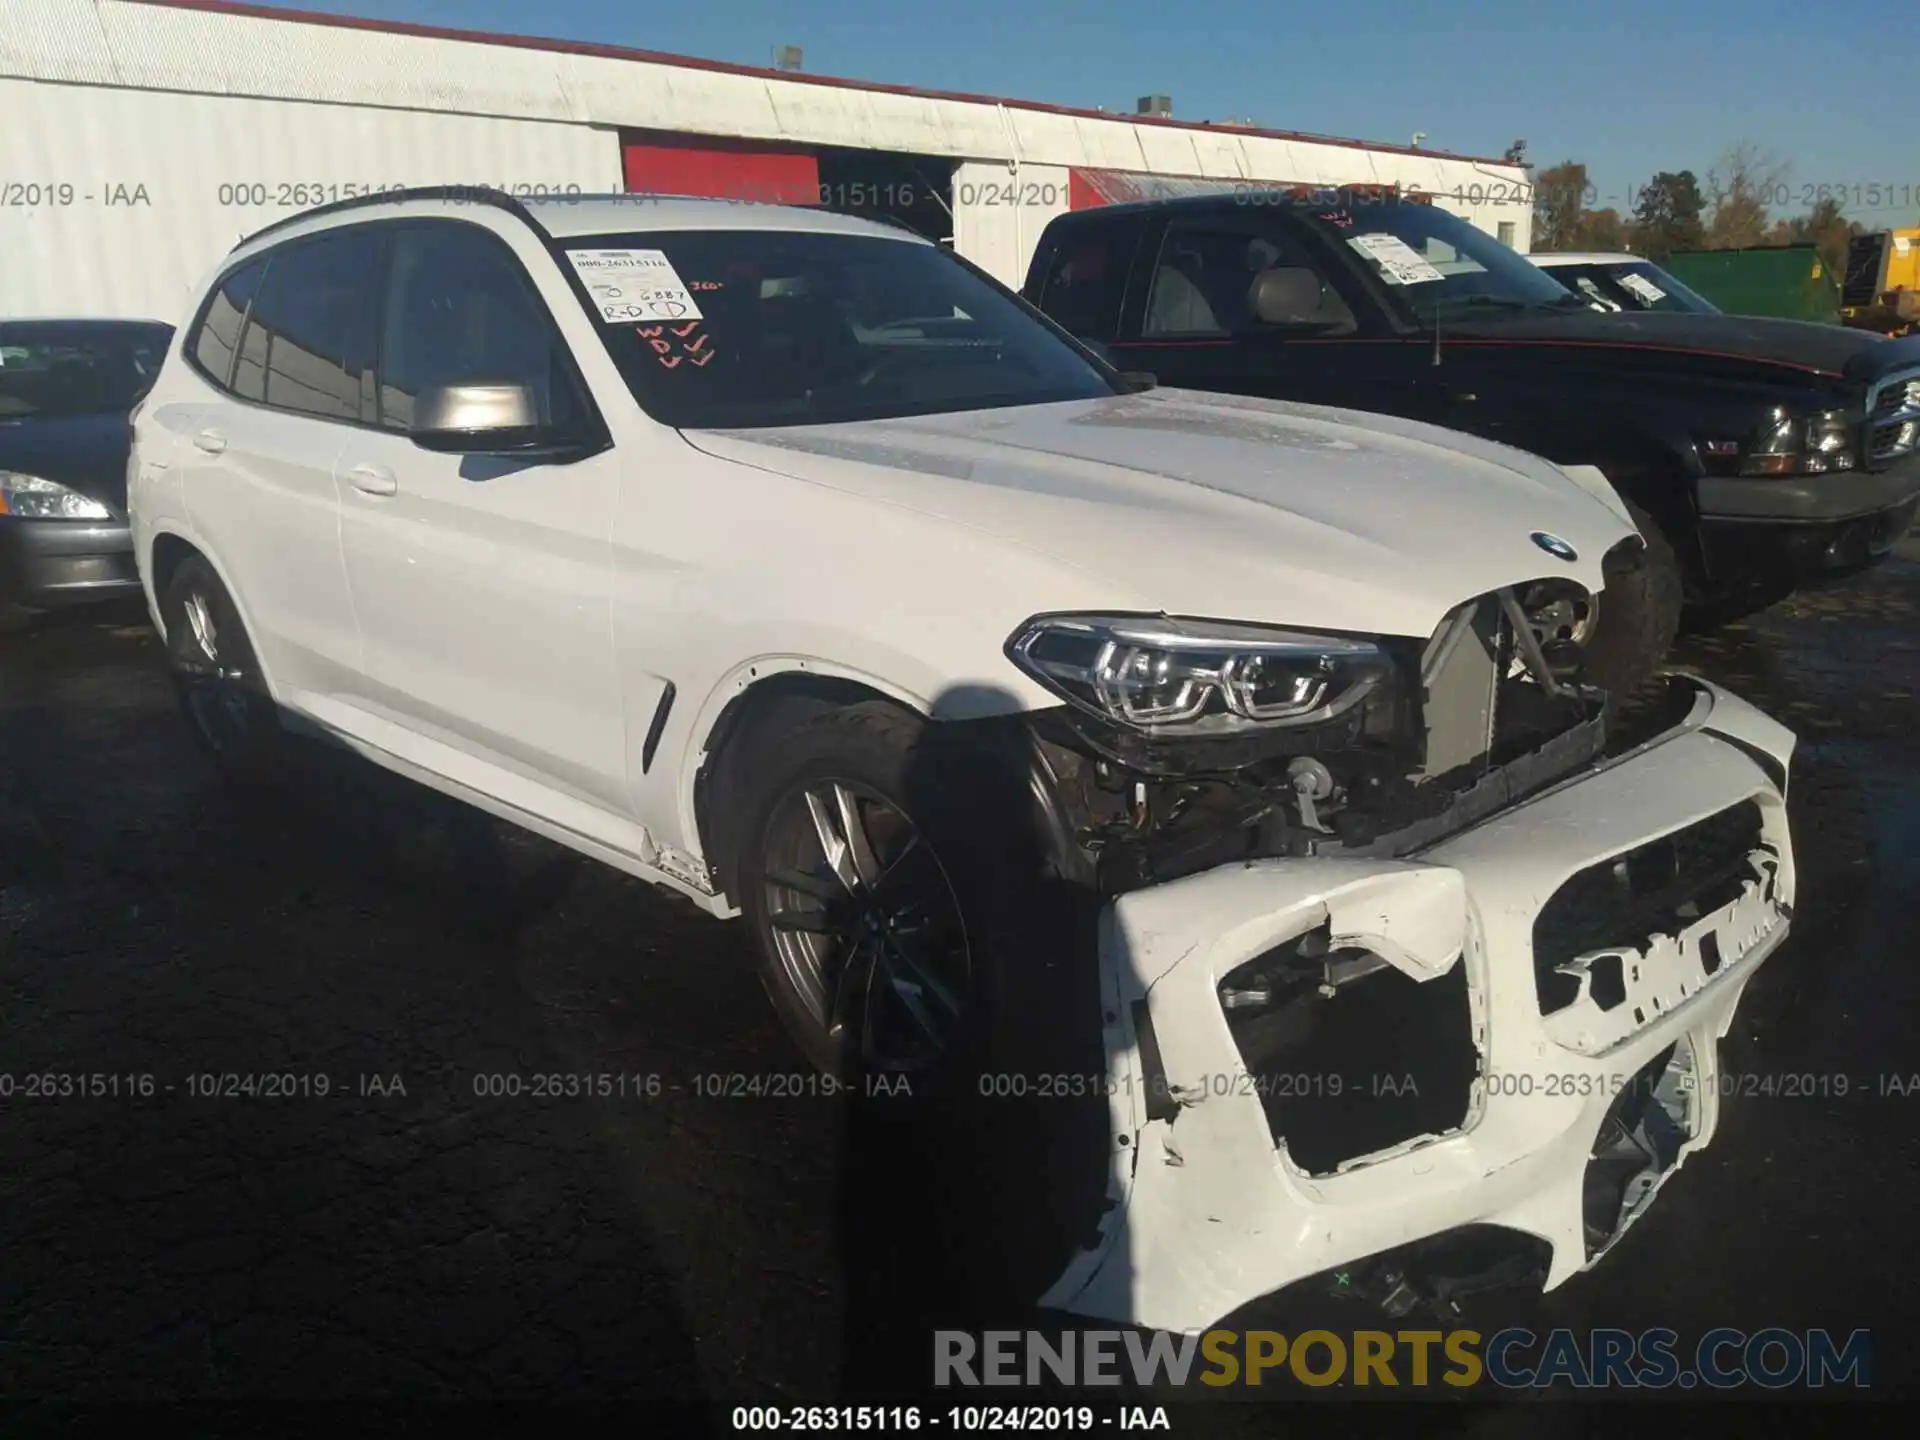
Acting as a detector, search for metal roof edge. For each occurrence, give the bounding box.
[114,0,1525,169]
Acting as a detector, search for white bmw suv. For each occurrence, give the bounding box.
[131,188,1796,1333]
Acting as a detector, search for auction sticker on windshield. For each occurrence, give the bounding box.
[1617,272,1669,305]
[565,249,706,323]
[1346,233,1446,286]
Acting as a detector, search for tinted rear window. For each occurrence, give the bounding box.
[239,230,383,419]
[1031,215,1146,342]
[0,324,172,418]
[191,260,268,390]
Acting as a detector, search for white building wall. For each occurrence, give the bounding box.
[949,163,1072,290]
[0,79,622,320]
[2,0,1533,309]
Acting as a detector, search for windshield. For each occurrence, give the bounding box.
[0,323,172,419]
[1298,198,1584,321]
[561,229,1118,429]
[1540,261,1720,315]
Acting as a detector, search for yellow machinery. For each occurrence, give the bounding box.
[1841,229,1920,336]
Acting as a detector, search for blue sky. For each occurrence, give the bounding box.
[250,0,1917,221]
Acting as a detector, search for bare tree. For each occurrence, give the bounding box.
[1704,141,1790,249]
[1532,161,1592,252]
[1774,196,1862,276]
[1576,208,1630,252]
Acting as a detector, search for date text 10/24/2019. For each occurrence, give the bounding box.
[730,1406,1172,1431]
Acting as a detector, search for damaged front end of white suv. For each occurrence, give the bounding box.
[1006,593,1794,1337]
[685,380,1794,1335]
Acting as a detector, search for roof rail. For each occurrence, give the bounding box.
[836,209,925,236]
[228,184,548,253]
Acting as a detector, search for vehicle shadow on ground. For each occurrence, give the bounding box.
[826,683,1121,1406]
[0,628,716,1415]
[237,731,590,943]
[247,681,1117,1409]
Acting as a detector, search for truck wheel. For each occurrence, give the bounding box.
[160,555,285,789]
[1580,499,1684,710]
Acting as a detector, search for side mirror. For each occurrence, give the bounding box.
[1078,337,1117,367]
[409,382,549,454]
[1077,338,1155,390]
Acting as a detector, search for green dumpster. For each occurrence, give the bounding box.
[1658,245,1841,323]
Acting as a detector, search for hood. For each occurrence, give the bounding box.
[0,411,134,512]
[681,388,1634,642]
[1449,310,1920,382]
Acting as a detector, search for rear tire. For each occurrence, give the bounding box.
[1582,498,1684,711]
[160,554,285,790]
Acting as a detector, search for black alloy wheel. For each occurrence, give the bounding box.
[756,775,973,1080]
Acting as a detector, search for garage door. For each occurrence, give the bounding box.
[622,135,821,206]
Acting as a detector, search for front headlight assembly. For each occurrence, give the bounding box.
[1738,408,1857,476]
[0,471,114,520]
[1005,613,1392,736]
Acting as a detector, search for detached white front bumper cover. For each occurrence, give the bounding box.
[1041,678,1796,1336]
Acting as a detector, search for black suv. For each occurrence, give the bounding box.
[1025,189,1920,682]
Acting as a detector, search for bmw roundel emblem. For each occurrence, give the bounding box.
[1530,531,1579,562]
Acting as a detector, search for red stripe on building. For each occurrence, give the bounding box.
[1069,170,1106,211]
[622,133,820,206]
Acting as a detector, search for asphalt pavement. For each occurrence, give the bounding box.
[4,541,1919,1426]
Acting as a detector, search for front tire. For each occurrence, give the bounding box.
[734,699,1112,1310]
[1580,498,1685,709]
[733,698,1113,1090]
[160,554,284,789]
[734,700,1061,1093]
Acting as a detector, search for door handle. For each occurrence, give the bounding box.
[346,463,398,497]
[192,428,227,454]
